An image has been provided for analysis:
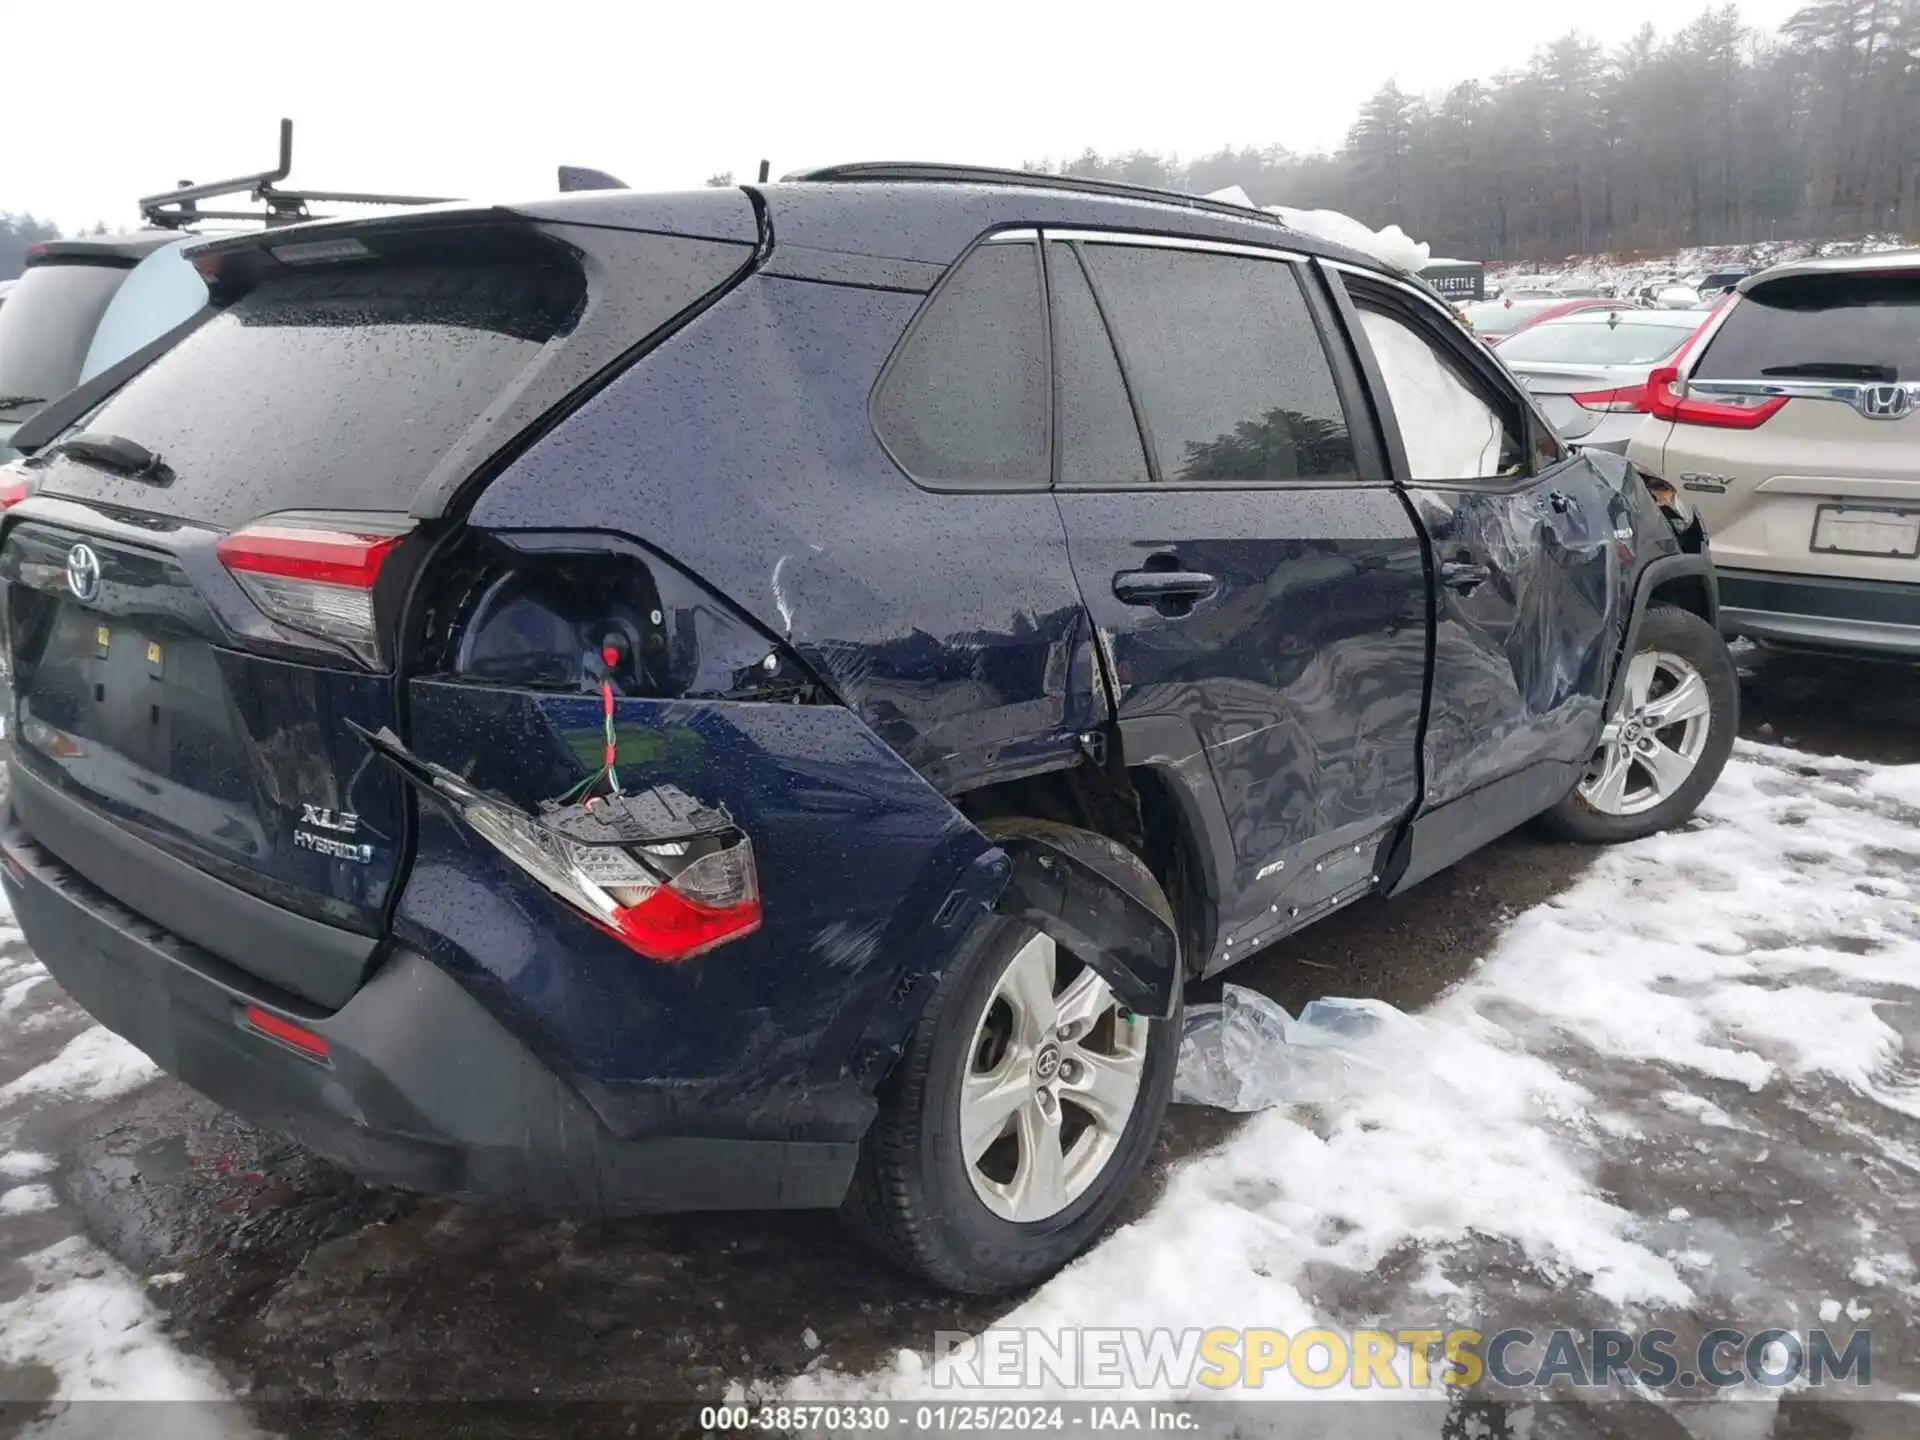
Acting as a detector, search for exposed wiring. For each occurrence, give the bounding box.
[559,645,626,808]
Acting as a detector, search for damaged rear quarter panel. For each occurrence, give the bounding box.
[396,680,1007,1142]
[465,272,1107,797]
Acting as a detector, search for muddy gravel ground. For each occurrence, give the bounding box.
[4,643,1918,1434]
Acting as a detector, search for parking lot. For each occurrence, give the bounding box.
[0,641,1915,1435]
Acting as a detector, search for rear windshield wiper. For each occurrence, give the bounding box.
[1759,362,1897,382]
[45,431,170,481]
[0,395,46,409]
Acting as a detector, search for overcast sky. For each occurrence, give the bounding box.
[12,0,1805,232]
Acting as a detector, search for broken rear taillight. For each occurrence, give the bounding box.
[357,727,761,962]
[217,521,408,667]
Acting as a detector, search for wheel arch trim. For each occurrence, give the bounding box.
[979,817,1180,1021]
[1609,553,1720,717]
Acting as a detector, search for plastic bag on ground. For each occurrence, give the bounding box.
[1173,985,1420,1111]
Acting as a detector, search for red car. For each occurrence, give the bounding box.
[1462,296,1630,346]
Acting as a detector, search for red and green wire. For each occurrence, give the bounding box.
[559,644,625,806]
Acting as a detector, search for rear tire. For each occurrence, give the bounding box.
[1538,604,1737,844]
[841,846,1180,1295]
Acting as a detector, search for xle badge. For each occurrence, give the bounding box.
[294,804,372,864]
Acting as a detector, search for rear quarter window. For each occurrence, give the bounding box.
[871,240,1050,489]
[1693,273,1920,382]
[78,243,209,384]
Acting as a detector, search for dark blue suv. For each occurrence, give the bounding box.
[0,166,1736,1294]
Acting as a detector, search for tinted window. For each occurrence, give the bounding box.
[79,241,208,383]
[0,263,128,406]
[1496,318,1698,366]
[1693,274,1920,382]
[1048,244,1148,488]
[1359,306,1525,481]
[872,241,1049,487]
[47,259,584,529]
[1080,246,1353,484]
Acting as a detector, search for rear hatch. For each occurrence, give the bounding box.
[1646,265,1920,582]
[1,197,759,1007]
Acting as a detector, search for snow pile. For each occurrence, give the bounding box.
[0,1026,158,1104]
[1488,233,1915,299]
[0,1237,239,1416]
[792,741,1920,1403]
[1206,187,1430,273]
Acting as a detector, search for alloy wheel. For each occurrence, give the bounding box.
[960,931,1149,1223]
[1579,648,1714,817]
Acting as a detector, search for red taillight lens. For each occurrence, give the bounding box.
[1646,366,1787,430]
[609,874,764,960]
[242,1004,331,1060]
[0,465,32,510]
[1571,385,1649,413]
[217,522,407,666]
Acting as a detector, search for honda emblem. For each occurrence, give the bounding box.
[1857,384,1914,421]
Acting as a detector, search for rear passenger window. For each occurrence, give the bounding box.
[1356,306,1526,481]
[1078,245,1354,485]
[1047,244,1149,488]
[872,241,1049,488]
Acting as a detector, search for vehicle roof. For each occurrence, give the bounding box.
[1533,307,1706,327]
[27,231,182,266]
[1739,249,1920,292]
[760,171,1388,272]
[190,171,1398,281]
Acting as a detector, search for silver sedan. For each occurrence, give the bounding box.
[1497,308,1717,454]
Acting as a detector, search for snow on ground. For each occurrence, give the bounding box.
[0,1027,158,1106]
[0,881,238,1416]
[1491,234,1913,298]
[793,741,1920,1407]
[0,1237,228,1399]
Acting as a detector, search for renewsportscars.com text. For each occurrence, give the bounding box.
[931,1325,1871,1392]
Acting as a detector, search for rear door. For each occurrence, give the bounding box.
[1331,267,1626,828]
[1650,267,1920,585]
[1048,234,1429,965]
[1,209,756,1008]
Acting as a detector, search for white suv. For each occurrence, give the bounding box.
[1627,253,1920,656]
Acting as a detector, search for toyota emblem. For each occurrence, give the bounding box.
[66,544,101,604]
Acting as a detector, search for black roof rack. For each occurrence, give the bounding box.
[787,162,1293,233]
[139,119,457,231]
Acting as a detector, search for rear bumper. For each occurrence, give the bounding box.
[1718,567,1920,657]
[1567,414,1640,456]
[1,807,857,1215]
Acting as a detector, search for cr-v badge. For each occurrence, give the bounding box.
[66,544,101,603]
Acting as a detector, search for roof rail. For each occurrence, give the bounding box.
[787,161,1293,232]
[139,119,457,231]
